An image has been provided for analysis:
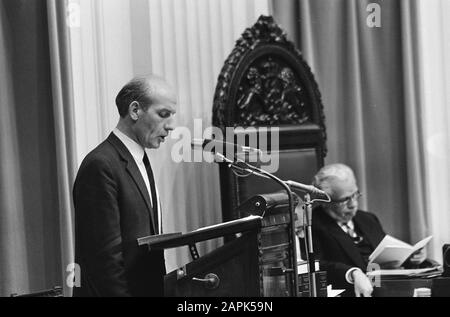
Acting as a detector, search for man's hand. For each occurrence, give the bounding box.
[409,247,427,266]
[352,269,373,297]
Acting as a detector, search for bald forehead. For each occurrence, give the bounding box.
[142,77,177,104]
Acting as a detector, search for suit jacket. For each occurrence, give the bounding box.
[73,133,165,297]
[312,206,386,293]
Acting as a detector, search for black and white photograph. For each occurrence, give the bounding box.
[0,0,449,302]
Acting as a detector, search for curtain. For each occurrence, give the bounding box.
[399,0,428,248]
[0,0,270,296]
[0,0,61,296]
[272,0,426,245]
[67,0,270,273]
[416,0,450,261]
[273,0,450,260]
[146,0,270,271]
[47,0,77,296]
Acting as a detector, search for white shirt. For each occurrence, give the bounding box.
[338,219,355,235]
[113,128,162,233]
[336,219,364,284]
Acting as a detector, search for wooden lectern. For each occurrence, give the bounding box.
[138,216,263,297]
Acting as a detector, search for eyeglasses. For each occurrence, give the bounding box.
[331,190,362,205]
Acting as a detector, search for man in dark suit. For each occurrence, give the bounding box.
[73,75,176,296]
[311,163,427,297]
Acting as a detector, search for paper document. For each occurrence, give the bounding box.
[327,285,345,297]
[366,266,438,277]
[368,235,432,268]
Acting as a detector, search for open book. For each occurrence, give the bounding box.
[368,235,432,268]
[193,215,262,231]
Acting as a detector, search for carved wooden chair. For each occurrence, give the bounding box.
[211,16,328,296]
[212,15,327,222]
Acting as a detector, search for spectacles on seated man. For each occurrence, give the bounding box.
[330,190,362,206]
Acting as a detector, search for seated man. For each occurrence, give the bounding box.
[310,163,431,297]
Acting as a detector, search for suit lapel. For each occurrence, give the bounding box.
[107,133,157,234]
[328,222,366,268]
[317,208,366,268]
[353,212,380,249]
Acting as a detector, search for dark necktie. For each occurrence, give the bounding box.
[143,152,159,234]
[343,223,363,244]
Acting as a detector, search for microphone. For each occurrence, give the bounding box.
[285,180,328,196]
[191,138,262,155]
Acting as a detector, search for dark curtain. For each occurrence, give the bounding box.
[0,0,61,296]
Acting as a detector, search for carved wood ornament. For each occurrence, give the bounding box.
[213,15,326,156]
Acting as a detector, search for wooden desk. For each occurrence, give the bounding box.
[373,277,450,297]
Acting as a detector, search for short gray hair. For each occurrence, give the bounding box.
[312,163,356,191]
[115,75,172,117]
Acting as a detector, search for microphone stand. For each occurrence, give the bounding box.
[215,153,300,297]
[303,193,317,297]
[284,180,330,297]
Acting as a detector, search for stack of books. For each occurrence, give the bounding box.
[297,261,328,297]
